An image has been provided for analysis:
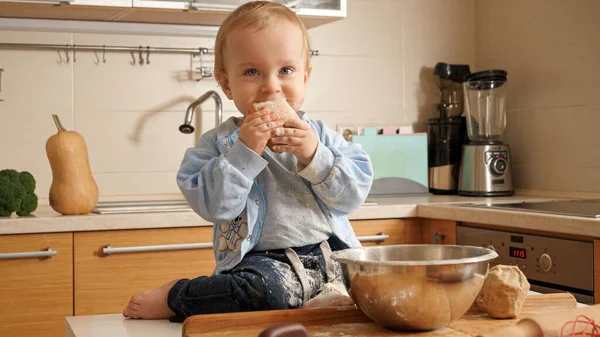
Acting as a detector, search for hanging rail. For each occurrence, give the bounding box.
[0,42,216,79]
[0,42,318,80]
[0,42,213,55]
[0,42,319,56]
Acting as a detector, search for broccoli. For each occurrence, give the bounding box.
[0,169,38,217]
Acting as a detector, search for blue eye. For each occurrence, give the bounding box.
[244,69,258,76]
[280,67,293,75]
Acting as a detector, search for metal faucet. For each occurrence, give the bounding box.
[179,90,223,134]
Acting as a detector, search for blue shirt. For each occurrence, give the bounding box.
[176,111,373,274]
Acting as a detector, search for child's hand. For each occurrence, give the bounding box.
[270,118,318,166]
[239,109,284,155]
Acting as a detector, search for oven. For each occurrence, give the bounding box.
[457,225,594,304]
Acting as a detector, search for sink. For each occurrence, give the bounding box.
[92,200,192,214]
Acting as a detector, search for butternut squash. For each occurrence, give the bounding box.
[46,114,99,215]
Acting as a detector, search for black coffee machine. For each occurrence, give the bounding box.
[427,62,471,194]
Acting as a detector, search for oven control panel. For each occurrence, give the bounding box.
[457,226,593,292]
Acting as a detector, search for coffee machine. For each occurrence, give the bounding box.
[458,70,514,196]
[427,63,471,194]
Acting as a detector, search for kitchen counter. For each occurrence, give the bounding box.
[0,194,552,235]
[65,314,181,337]
[64,291,586,337]
[2,194,600,238]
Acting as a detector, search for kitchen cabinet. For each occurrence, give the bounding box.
[351,218,421,246]
[72,220,413,315]
[0,0,345,28]
[420,219,457,245]
[74,227,215,315]
[0,233,73,337]
[0,217,451,334]
[133,0,346,17]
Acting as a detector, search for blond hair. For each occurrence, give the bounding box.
[214,1,311,74]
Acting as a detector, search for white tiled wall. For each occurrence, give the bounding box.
[0,0,474,203]
[475,0,600,194]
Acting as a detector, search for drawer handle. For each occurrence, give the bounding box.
[103,242,213,255]
[0,247,57,260]
[356,232,389,243]
[433,232,446,244]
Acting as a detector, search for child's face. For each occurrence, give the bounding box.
[217,20,312,115]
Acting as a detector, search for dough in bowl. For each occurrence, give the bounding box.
[350,272,452,331]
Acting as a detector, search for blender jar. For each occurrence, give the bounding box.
[463,70,508,144]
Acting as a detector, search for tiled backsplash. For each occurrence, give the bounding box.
[475,0,600,194]
[0,0,476,204]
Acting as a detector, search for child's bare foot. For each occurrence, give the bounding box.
[123,279,179,319]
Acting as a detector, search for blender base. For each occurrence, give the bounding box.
[458,189,514,197]
[458,144,514,197]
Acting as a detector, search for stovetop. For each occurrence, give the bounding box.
[465,199,600,218]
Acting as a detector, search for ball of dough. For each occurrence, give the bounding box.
[351,272,452,331]
[476,265,530,319]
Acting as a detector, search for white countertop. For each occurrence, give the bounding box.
[65,314,181,337]
[64,291,586,337]
[3,194,599,238]
[0,194,563,235]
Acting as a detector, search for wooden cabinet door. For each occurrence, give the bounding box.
[351,219,422,246]
[421,219,457,245]
[0,233,73,337]
[74,226,215,315]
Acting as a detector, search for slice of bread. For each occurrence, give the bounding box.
[248,99,298,151]
[251,99,298,120]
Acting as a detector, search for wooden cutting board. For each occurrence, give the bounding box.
[182,293,576,337]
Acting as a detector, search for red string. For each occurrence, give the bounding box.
[560,315,600,337]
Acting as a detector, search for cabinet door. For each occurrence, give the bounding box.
[132,0,345,17]
[351,219,421,246]
[421,219,457,245]
[71,0,132,6]
[277,0,346,17]
[74,227,216,315]
[0,233,73,337]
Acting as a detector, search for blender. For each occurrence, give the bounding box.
[458,70,514,196]
[427,62,470,194]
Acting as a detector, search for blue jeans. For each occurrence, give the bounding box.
[166,235,349,322]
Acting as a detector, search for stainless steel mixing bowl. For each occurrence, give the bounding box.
[330,244,498,331]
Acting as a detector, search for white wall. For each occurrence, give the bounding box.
[475,0,600,194]
[0,0,475,203]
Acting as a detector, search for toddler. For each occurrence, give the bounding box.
[123,0,373,322]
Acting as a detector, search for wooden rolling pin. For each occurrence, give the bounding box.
[479,304,600,337]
